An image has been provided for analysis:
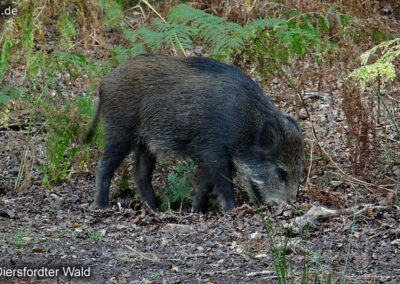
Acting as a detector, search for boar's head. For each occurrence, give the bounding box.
[235,115,304,205]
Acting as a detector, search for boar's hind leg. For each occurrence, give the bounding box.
[134,142,157,211]
[95,140,132,209]
[192,159,235,213]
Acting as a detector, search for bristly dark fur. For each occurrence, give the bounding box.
[86,54,304,212]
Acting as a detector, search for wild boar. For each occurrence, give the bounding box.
[84,54,304,212]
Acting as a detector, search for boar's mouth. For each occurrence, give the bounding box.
[249,180,292,206]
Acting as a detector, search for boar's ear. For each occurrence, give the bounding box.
[284,115,301,132]
[283,115,303,144]
[258,117,284,152]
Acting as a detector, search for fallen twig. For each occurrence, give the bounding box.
[246,270,275,277]
[291,204,390,230]
[353,204,388,216]
[125,245,160,262]
[305,140,314,191]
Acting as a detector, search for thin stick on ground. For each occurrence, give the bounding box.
[125,244,160,262]
[305,140,314,191]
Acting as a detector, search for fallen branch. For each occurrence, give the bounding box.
[125,245,160,262]
[291,204,390,230]
[246,270,275,277]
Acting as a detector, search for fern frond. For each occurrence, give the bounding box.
[167,4,222,25]
[350,38,400,90]
[248,18,287,30]
[168,4,244,56]
[132,4,325,61]
[133,26,164,51]
[0,85,23,105]
[152,19,193,50]
[0,39,13,81]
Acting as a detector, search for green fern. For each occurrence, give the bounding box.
[350,38,400,90]
[56,14,77,49]
[101,0,124,26]
[0,39,12,82]
[153,19,194,50]
[133,26,166,51]
[41,92,101,187]
[168,4,244,55]
[15,1,34,52]
[51,51,97,77]
[160,159,196,211]
[131,4,325,61]
[0,85,23,105]
[350,38,400,136]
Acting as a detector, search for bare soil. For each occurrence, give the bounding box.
[1,124,400,284]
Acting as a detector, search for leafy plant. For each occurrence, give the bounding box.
[184,268,195,274]
[0,39,13,82]
[350,38,400,137]
[16,1,34,52]
[109,44,145,66]
[350,38,400,90]
[242,240,254,255]
[0,1,104,190]
[150,272,160,278]
[26,50,97,87]
[133,4,305,57]
[115,168,133,191]
[304,251,332,284]
[160,159,196,211]
[261,211,336,284]
[0,85,23,105]
[56,13,77,49]
[262,215,292,283]
[129,4,349,81]
[87,228,102,241]
[340,210,357,284]
[0,86,24,128]
[13,230,28,247]
[40,92,101,187]
[52,229,79,241]
[101,0,124,27]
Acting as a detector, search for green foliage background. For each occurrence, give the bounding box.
[0,0,398,205]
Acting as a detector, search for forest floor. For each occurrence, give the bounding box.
[0,155,399,283]
[1,64,400,283]
[1,1,400,283]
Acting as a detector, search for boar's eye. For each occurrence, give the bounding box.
[276,168,288,183]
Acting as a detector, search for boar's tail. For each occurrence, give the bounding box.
[83,96,102,144]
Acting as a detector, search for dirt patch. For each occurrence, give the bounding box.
[0,140,399,283]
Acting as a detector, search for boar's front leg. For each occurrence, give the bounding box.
[192,157,235,213]
[134,142,157,211]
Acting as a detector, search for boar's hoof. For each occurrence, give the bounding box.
[89,204,106,211]
[191,204,206,214]
[221,200,235,213]
[143,201,158,212]
[92,200,109,210]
